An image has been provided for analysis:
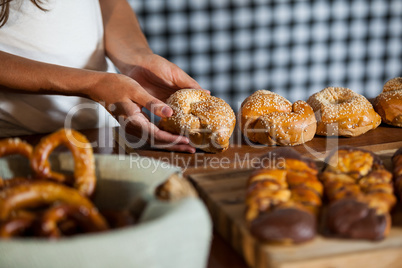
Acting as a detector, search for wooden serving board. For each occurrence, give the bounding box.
[189,148,402,268]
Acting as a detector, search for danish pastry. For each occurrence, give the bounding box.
[320,146,396,240]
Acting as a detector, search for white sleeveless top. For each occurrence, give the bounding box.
[0,0,118,137]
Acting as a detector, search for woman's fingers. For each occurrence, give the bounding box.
[171,70,210,94]
[122,111,196,153]
[151,125,190,145]
[153,143,196,153]
[109,99,141,118]
[168,63,210,92]
[129,83,174,118]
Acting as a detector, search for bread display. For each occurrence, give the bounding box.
[320,146,396,240]
[307,87,381,137]
[240,90,316,146]
[0,181,109,238]
[245,148,323,244]
[0,129,135,239]
[159,88,236,153]
[373,77,402,127]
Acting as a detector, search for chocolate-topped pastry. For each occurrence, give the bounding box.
[321,146,396,240]
[327,199,389,240]
[250,207,316,244]
[245,148,322,244]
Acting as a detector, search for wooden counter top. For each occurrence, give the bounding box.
[117,124,402,175]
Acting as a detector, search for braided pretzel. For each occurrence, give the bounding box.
[158,89,236,153]
[374,77,402,127]
[31,128,96,197]
[240,90,316,146]
[0,181,108,232]
[0,138,33,188]
[321,146,396,240]
[392,148,402,198]
[307,87,381,136]
[38,204,109,238]
[245,148,322,244]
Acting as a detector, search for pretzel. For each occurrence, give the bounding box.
[38,204,109,238]
[0,211,36,238]
[31,128,96,197]
[321,146,396,240]
[373,77,402,127]
[245,148,322,244]
[0,138,33,160]
[0,177,31,190]
[307,87,381,136]
[0,181,108,231]
[392,148,402,198]
[0,138,33,187]
[158,89,236,153]
[240,90,316,146]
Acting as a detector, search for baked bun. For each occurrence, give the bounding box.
[373,77,402,127]
[159,89,235,153]
[240,90,316,146]
[307,87,381,137]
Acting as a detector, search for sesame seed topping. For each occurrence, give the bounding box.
[163,89,236,148]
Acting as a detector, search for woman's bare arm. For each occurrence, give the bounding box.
[0,50,194,152]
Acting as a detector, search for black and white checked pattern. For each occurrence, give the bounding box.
[128,0,402,108]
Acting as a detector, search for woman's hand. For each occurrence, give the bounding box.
[89,70,198,153]
[123,52,204,102]
[99,0,208,153]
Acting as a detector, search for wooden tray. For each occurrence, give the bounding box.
[189,148,402,268]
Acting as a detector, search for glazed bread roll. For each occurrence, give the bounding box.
[320,146,396,240]
[240,90,316,146]
[307,87,381,137]
[373,77,402,127]
[159,89,236,153]
[246,148,323,244]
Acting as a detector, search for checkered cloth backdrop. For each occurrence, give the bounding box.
[127,0,402,109]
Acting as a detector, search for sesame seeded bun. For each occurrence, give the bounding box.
[158,89,236,153]
[240,90,317,146]
[307,87,381,137]
[373,77,402,127]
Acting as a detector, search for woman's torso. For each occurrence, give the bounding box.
[0,0,117,137]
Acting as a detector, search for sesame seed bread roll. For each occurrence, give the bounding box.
[307,87,381,137]
[240,90,316,146]
[373,77,402,127]
[159,89,236,153]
